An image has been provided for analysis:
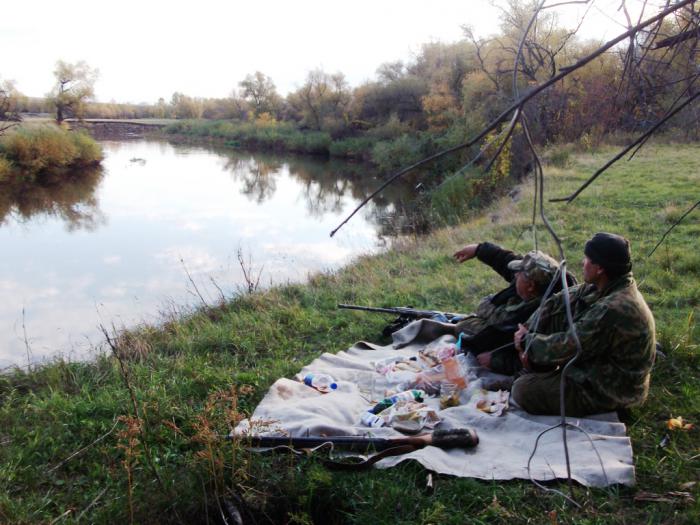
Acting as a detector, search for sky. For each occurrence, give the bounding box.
[1,0,652,104]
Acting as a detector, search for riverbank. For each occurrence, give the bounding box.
[1,143,698,523]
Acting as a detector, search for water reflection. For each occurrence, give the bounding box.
[0,139,418,367]
[220,149,417,223]
[0,166,106,231]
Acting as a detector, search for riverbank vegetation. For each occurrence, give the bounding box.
[0,125,103,182]
[8,3,699,171]
[1,142,698,523]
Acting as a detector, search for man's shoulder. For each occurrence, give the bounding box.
[600,276,654,324]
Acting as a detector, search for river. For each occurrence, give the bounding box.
[0,139,415,368]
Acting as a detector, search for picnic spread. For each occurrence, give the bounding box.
[235,319,636,487]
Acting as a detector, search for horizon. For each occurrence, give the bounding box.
[2,0,650,105]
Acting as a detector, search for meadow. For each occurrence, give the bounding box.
[0,142,698,524]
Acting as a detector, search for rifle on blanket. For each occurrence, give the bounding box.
[338,304,470,336]
[230,428,479,470]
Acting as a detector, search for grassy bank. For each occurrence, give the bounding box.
[1,143,699,523]
[160,119,473,175]
[0,124,103,182]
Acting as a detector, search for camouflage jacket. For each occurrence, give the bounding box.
[455,242,541,355]
[524,273,656,410]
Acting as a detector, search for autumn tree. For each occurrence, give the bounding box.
[1,78,22,136]
[287,69,351,133]
[238,71,281,118]
[350,62,427,130]
[170,92,204,119]
[49,60,99,123]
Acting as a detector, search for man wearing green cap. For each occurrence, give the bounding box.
[452,242,571,374]
[511,232,656,416]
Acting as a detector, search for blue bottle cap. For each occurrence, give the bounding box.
[329,382,338,390]
[303,374,313,386]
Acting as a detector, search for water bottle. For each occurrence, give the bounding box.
[370,389,424,414]
[361,411,384,427]
[303,373,338,393]
[442,357,466,389]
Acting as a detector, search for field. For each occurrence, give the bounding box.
[1,142,698,524]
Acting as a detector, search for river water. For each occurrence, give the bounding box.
[0,139,414,368]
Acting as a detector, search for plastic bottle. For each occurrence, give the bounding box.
[303,373,338,393]
[442,357,467,389]
[360,411,384,427]
[369,389,424,414]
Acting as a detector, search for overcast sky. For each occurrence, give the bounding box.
[1,0,650,104]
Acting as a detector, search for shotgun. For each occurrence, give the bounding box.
[232,427,479,452]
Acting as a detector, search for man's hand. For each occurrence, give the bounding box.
[514,323,530,369]
[453,243,479,263]
[476,351,492,369]
[514,323,528,351]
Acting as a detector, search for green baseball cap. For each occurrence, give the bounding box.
[507,250,560,288]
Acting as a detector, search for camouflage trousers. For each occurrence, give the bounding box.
[511,369,608,417]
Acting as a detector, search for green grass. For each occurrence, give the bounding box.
[1,143,699,523]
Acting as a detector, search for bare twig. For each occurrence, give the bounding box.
[49,509,72,525]
[551,88,700,203]
[76,486,109,522]
[209,276,226,303]
[648,200,700,256]
[49,418,120,473]
[180,256,208,307]
[236,248,264,294]
[22,307,32,370]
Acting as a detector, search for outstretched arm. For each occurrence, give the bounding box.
[453,243,479,263]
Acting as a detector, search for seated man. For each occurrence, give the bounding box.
[511,232,656,416]
[452,241,572,375]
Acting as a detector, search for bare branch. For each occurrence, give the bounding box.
[648,200,700,256]
[551,89,700,203]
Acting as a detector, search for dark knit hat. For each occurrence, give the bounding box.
[584,232,632,277]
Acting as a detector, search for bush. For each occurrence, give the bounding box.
[0,155,12,182]
[0,126,102,178]
[329,136,375,159]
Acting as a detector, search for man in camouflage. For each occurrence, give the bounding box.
[452,242,573,375]
[511,232,656,416]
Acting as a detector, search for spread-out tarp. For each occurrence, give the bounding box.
[236,319,635,487]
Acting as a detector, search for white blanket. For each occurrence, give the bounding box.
[237,320,635,487]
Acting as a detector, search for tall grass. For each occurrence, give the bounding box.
[1,143,699,523]
[0,125,103,180]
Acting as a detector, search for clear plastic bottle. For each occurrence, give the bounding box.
[361,411,384,427]
[442,357,466,389]
[303,373,338,393]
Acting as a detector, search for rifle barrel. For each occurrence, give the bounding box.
[238,434,398,451]
[337,304,405,315]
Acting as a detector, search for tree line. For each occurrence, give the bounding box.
[2,1,697,149]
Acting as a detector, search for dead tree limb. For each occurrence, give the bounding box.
[551,88,700,203]
[648,200,700,256]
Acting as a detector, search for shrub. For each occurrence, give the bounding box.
[0,125,102,178]
[0,155,12,182]
[329,136,375,159]
[70,130,104,165]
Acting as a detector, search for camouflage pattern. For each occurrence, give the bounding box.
[517,273,656,413]
[452,242,542,370]
[453,243,571,375]
[506,250,560,290]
